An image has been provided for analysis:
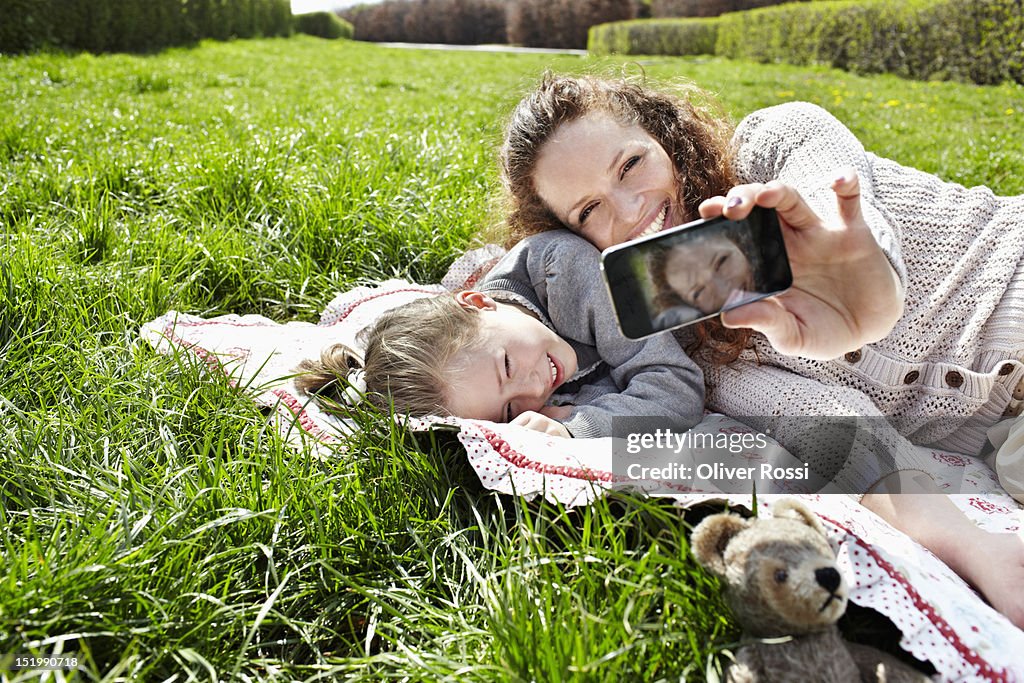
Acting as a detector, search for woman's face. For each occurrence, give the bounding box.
[662,236,752,314]
[533,112,681,251]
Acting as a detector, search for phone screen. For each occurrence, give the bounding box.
[600,206,792,340]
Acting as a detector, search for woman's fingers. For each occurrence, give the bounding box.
[753,181,826,232]
[701,180,839,234]
[698,183,766,219]
[720,297,798,349]
[721,295,857,361]
[830,168,863,225]
[698,196,727,219]
[702,173,901,359]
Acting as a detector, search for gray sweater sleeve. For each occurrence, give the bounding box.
[480,230,705,438]
[733,102,908,292]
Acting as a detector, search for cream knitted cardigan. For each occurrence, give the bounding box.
[702,102,1024,488]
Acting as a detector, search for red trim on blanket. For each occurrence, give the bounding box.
[163,317,283,329]
[270,388,338,443]
[160,323,338,445]
[326,287,444,325]
[163,325,241,388]
[474,424,696,494]
[475,425,616,482]
[820,514,1007,681]
[459,258,501,291]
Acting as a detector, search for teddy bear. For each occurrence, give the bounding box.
[691,499,931,683]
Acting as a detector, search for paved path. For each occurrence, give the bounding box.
[377,41,588,56]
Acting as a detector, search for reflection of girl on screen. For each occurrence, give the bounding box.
[649,226,758,317]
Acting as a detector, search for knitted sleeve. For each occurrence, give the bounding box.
[733,102,907,291]
[704,359,930,494]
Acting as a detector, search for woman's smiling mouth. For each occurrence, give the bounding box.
[630,201,670,241]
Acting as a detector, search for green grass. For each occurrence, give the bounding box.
[0,35,1020,680]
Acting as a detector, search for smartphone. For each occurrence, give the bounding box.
[601,206,792,340]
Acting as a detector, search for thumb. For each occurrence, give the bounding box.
[511,410,540,425]
[831,168,863,225]
[756,182,821,232]
[720,297,800,354]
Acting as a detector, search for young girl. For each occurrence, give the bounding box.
[296,230,705,438]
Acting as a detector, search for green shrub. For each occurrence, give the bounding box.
[588,0,1023,85]
[715,0,1024,85]
[651,0,806,18]
[0,0,294,54]
[48,0,115,53]
[508,0,636,49]
[589,17,718,56]
[0,0,51,53]
[261,0,296,37]
[229,0,259,39]
[294,11,354,40]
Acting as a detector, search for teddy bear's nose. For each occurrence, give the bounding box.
[814,567,841,593]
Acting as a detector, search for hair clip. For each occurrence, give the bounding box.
[343,368,367,406]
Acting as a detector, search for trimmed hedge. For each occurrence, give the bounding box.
[1,0,293,55]
[716,0,1024,85]
[294,11,354,40]
[340,0,507,46]
[650,0,804,18]
[589,17,718,56]
[507,0,635,49]
[588,0,1024,85]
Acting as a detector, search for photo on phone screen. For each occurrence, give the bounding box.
[601,206,792,340]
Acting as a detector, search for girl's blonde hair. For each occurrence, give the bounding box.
[294,295,480,417]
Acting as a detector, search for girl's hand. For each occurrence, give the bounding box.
[539,404,573,420]
[512,409,572,438]
[698,171,904,360]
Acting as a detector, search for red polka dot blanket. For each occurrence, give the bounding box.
[142,246,1024,681]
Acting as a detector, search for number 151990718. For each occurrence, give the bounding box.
[4,656,79,670]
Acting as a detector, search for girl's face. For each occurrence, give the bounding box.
[445,293,578,423]
[662,236,752,314]
[533,112,680,251]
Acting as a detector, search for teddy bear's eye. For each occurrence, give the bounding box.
[774,569,788,584]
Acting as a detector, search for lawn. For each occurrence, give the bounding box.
[1,35,1022,681]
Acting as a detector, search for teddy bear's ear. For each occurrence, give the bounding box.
[771,498,827,538]
[691,513,749,576]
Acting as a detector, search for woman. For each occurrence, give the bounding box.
[497,73,1024,629]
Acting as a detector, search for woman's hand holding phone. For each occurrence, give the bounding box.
[698,171,904,360]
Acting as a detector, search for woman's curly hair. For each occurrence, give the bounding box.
[498,72,751,363]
